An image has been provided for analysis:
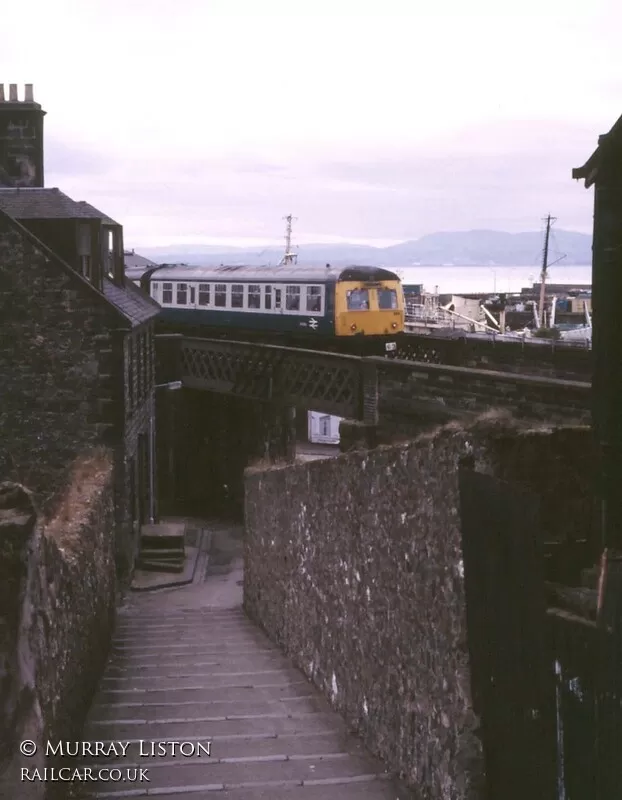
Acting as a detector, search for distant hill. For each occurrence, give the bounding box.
[138,229,592,268]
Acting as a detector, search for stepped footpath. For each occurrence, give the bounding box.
[81,527,410,799]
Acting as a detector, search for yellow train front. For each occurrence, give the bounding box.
[331,266,405,354]
[140,263,405,355]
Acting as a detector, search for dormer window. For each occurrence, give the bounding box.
[76,223,92,281]
[107,230,114,278]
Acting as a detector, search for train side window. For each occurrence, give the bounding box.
[176,283,188,305]
[162,283,173,304]
[190,286,196,305]
[346,288,369,310]
[248,285,261,309]
[306,286,322,313]
[198,283,210,306]
[264,285,272,310]
[215,284,227,308]
[231,284,244,308]
[378,288,398,309]
[285,285,300,311]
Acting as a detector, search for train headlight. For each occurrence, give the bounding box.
[350,324,357,331]
[391,322,397,329]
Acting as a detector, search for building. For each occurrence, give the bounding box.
[573,111,622,551]
[0,85,160,576]
[307,411,341,444]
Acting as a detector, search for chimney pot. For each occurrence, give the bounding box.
[24,84,34,102]
[9,84,18,102]
[0,85,4,102]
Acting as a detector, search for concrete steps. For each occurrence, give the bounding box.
[81,606,410,798]
[137,522,185,573]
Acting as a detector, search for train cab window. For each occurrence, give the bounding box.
[162,283,173,304]
[215,284,227,307]
[346,288,369,310]
[306,286,322,313]
[248,285,261,309]
[264,285,272,310]
[378,288,398,310]
[285,285,301,311]
[176,283,188,305]
[231,284,244,308]
[198,283,210,306]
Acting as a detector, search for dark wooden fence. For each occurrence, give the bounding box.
[459,466,622,800]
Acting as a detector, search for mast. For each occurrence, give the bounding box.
[279,214,298,266]
[538,214,555,327]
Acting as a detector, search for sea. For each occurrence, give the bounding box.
[395,265,592,295]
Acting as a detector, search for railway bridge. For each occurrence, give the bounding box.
[155,334,591,517]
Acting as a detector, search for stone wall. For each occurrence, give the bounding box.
[0,451,117,798]
[378,361,591,435]
[0,212,119,518]
[244,416,594,799]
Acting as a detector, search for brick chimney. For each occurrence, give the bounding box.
[0,83,46,188]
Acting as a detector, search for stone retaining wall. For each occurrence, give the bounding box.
[244,416,593,798]
[0,450,116,799]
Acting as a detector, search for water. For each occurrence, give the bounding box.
[396,265,592,295]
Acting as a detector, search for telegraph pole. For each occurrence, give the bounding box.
[538,214,555,327]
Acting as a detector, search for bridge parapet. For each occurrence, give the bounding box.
[375,357,592,426]
[156,336,592,428]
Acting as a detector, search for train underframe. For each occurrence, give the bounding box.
[154,321,402,358]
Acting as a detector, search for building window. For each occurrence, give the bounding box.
[346,288,369,310]
[138,336,143,401]
[176,283,188,305]
[80,255,92,280]
[106,230,114,278]
[286,285,301,311]
[248,284,261,309]
[231,284,244,308]
[264,285,272,310]
[162,283,173,304]
[377,288,398,309]
[198,283,210,306]
[215,284,227,307]
[127,337,134,411]
[306,286,322,313]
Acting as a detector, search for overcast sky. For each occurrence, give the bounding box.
[2,0,620,248]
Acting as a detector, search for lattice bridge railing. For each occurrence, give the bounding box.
[178,337,366,419]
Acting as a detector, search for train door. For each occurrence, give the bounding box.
[274,287,284,313]
[189,284,197,309]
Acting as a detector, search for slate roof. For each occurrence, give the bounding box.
[103,277,161,328]
[125,250,158,269]
[0,188,119,223]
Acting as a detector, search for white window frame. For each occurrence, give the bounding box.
[198,282,211,307]
[304,284,325,314]
[214,283,228,309]
[176,282,188,306]
[284,284,302,314]
[162,282,173,305]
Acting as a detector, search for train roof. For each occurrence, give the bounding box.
[143,264,401,283]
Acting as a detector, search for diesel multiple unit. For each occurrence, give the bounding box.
[133,263,406,354]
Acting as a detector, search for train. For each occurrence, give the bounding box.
[129,263,406,355]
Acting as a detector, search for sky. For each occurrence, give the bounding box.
[2,0,621,249]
